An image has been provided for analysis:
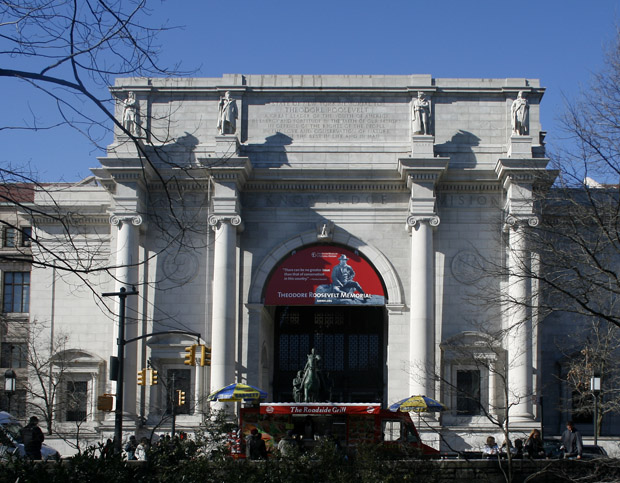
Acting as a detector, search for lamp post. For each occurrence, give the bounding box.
[4,369,16,413]
[590,373,601,446]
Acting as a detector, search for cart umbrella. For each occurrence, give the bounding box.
[388,395,447,413]
[207,383,267,402]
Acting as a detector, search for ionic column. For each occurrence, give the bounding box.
[209,215,242,395]
[505,215,536,421]
[110,214,142,415]
[407,215,439,396]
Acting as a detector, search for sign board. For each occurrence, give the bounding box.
[264,246,385,306]
[260,403,381,415]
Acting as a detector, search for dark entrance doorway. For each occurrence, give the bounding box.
[273,305,385,403]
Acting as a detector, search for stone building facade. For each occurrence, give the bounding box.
[4,74,612,451]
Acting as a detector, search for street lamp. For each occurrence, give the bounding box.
[590,373,601,446]
[4,369,16,413]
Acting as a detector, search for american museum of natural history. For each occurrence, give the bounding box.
[1,74,617,454]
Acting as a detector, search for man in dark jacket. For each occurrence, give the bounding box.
[560,421,583,459]
[21,416,45,460]
[246,428,267,460]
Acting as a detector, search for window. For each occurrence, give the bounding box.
[20,227,32,247]
[456,369,481,415]
[1,342,27,368]
[66,381,88,422]
[3,228,16,248]
[382,420,402,441]
[3,272,30,313]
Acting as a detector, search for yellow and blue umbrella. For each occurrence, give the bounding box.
[207,383,267,402]
[388,395,447,413]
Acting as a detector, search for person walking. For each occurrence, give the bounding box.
[560,421,583,459]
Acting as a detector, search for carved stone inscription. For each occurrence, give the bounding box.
[248,100,407,142]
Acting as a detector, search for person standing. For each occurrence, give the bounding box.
[482,436,499,459]
[125,435,138,460]
[20,416,44,460]
[246,428,267,460]
[524,429,545,459]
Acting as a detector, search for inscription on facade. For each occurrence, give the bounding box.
[248,101,407,142]
[243,192,401,208]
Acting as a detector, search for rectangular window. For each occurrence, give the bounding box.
[3,272,30,313]
[20,227,32,247]
[456,369,481,415]
[66,381,88,422]
[3,228,16,248]
[1,342,27,368]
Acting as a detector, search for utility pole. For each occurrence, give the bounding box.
[103,286,138,455]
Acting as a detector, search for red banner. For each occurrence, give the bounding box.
[264,246,385,305]
[260,403,381,415]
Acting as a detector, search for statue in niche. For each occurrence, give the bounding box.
[510,91,529,136]
[122,91,140,136]
[412,91,431,135]
[217,91,238,135]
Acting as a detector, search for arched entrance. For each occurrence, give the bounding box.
[273,304,386,402]
[264,244,388,403]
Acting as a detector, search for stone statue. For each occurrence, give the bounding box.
[412,91,431,135]
[122,91,140,136]
[302,348,321,402]
[510,91,529,136]
[293,370,304,403]
[217,91,238,135]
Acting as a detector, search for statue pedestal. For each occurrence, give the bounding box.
[508,135,532,158]
[215,135,240,158]
[411,135,435,158]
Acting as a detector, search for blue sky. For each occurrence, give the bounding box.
[1,0,618,181]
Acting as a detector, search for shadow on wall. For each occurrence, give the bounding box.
[435,130,480,169]
[243,131,293,168]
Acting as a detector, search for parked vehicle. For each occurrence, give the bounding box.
[0,412,60,461]
[237,403,439,458]
[581,445,608,460]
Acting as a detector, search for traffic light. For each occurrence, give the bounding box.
[137,368,146,386]
[177,390,186,406]
[184,345,196,366]
[149,369,158,385]
[200,345,212,366]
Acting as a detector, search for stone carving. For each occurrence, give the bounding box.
[412,91,431,135]
[163,250,199,284]
[217,91,238,135]
[122,91,140,136]
[451,250,485,284]
[316,221,334,241]
[510,91,529,136]
[110,214,143,227]
[406,215,440,228]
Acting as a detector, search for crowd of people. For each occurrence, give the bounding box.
[483,421,584,460]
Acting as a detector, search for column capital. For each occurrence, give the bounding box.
[110,214,143,227]
[503,214,539,232]
[208,214,243,232]
[406,215,440,232]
